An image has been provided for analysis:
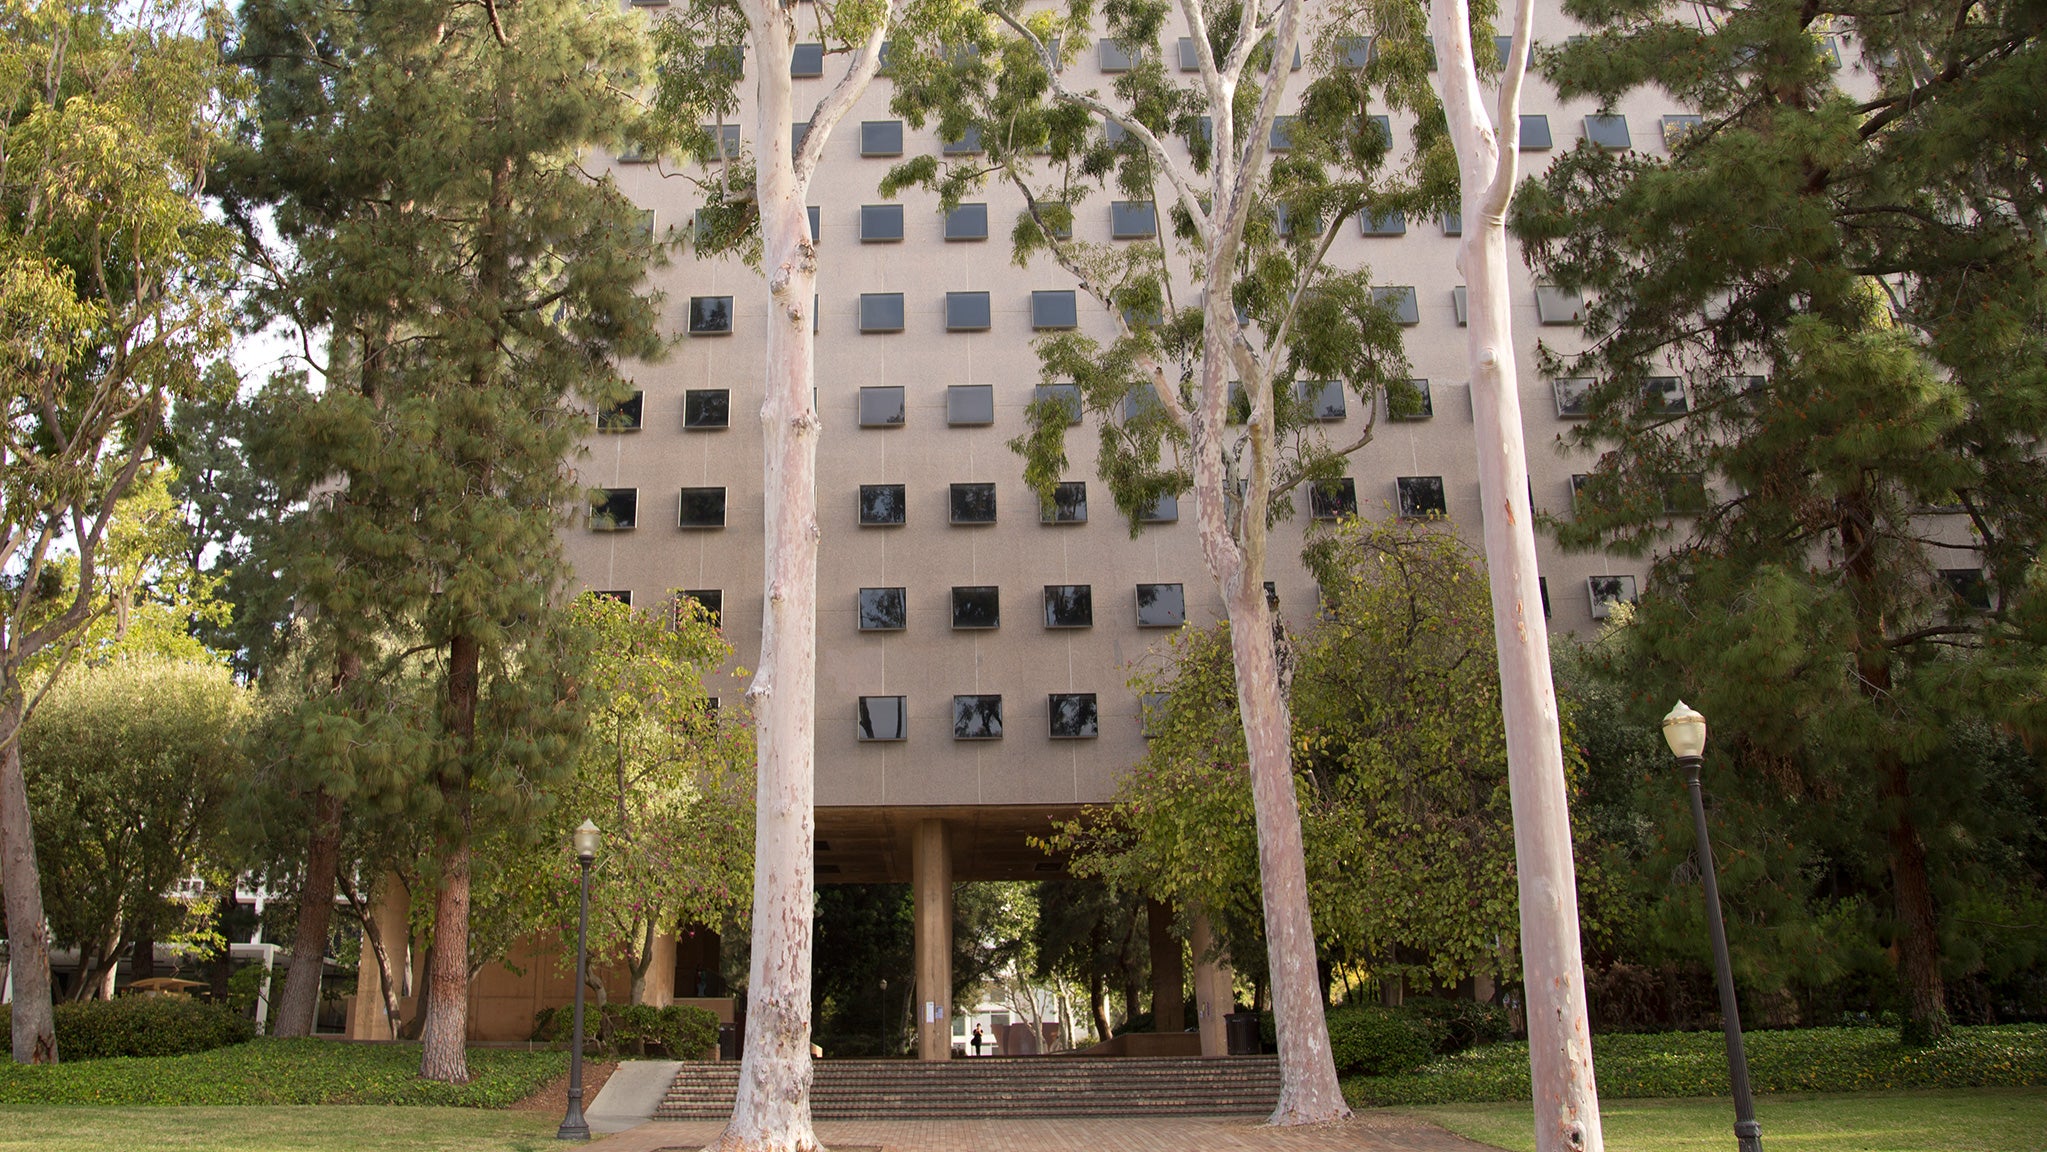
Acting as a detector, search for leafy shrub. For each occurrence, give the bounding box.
[532,1002,719,1058]
[0,1038,563,1106]
[1343,1024,2047,1107]
[1324,1005,1442,1075]
[1404,997,1511,1053]
[0,998,254,1061]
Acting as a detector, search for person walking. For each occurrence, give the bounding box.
[970,1023,985,1056]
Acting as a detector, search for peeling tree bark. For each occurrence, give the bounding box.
[1426,2,1603,1149]
[0,692,55,1063]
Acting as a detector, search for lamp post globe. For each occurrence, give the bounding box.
[558,822,602,1141]
[1664,702,1762,1152]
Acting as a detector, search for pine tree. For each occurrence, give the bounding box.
[1513,0,2047,1043]
[226,0,663,1073]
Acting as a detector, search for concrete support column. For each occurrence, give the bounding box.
[1190,909,1233,1058]
[348,874,410,1040]
[1146,898,1186,1033]
[913,818,953,1061]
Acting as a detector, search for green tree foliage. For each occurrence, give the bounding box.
[1051,520,1573,996]
[1031,878,1151,1040]
[225,0,665,1075]
[1513,0,2047,1041]
[0,0,241,1063]
[20,655,250,1000]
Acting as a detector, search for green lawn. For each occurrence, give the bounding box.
[0,1107,564,1152]
[1410,1088,2047,1152]
[0,1040,565,1107]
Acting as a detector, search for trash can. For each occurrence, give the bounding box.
[1224,1012,1261,1056]
[718,1022,741,1061]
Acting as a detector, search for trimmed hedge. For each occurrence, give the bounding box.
[532,1002,720,1058]
[1344,1024,2047,1107]
[0,1038,566,1107]
[1262,1000,1514,1075]
[0,998,254,1060]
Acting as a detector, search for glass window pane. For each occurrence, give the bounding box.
[1535,284,1585,325]
[1360,209,1407,236]
[860,120,903,156]
[684,389,730,429]
[859,483,906,525]
[1098,39,1133,72]
[1585,114,1632,149]
[952,695,1003,739]
[942,126,982,155]
[678,487,727,528]
[1452,285,1468,326]
[1373,285,1420,325]
[1048,693,1099,739]
[856,695,907,741]
[950,482,997,524]
[860,204,904,242]
[1520,114,1553,150]
[1310,478,1357,520]
[1645,376,1689,414]
[1141,493,1178,522]
[857,587,907,631]
[859,293,905,332]
[689,296,734,334]
[1587,575,1638,619]
[1110,201,1156,239]
[1043,584,1093,628]
[598,391,644,432]
[791,42,824,78]
[679,588,722,628]
[858,386,906,427]
[1389,378,1432,421]
[1135,583,1185,627]
[1269,116,1294,151]
[947,385,995,425]
[946,292,992,331]
[592,488,637,531]
[1032,290,1079,330]
[1553,377,1595,418]
[946,203,989,240]
[951,585,1000,628]
[1139,693,1170,738]
[1396,476,1448,519]
[1041,481,1087,524]
[1177,37,1199,71]
[1034,384,1082,426]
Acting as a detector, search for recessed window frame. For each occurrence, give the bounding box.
[1034,384,1083,426]
[1041,481,1088,525]
[857,385,906,428]
[1135,583,1186,628]
[1588,574,1639,619]
[857,587,908,631]
[1098,39,1136,72]
[1519,114,1553,150]
[1043,584,1094,628]
[1048,692,1100,739]
[946,203,990,241]
[597,390,644,432]
[947,384,995,425]
[678,588,723,628]
[1298,380,1346,421]
[858,293,905,333]
[688,296,735,335]
[859,203,905,242]
[1310,477,1358,520]
[1553,377,1596,419]
[858,483,907,526]
[1031,290,1079,330]
[1110,201,1157,239]
[677,487,727,529]
[950,482,998,525]
[945,292,992,332]
[1374,285,1420,325]
[1389,378,1433,421]
[683,389,730,430]
[855,695,908,742]
[1360,209,1407,237]
[1535,285,1586,326]
[950,585,1001,629]
[1396,475,1449,520]
[591,488,638,532]
[860,119,904,157]
[952,695,1004,740]
[1585,114,1633,150]
[791,42,825,78]
[1141,493,1179,523]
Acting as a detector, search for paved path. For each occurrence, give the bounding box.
[587,1060,684,1134]
[590,1113,1503,1151]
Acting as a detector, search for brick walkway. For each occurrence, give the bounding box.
[590,1112,1502,1151]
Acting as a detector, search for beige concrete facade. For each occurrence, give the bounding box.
[566,1,1693,863]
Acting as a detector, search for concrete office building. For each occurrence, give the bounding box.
[563,0,1702,1055]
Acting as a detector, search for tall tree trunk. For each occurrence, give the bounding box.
[419,631,479,1084]
[1428,3,1603,1149]
[131,917,156,983]
[274,789,344,1038]
[0,692,57,1063]
[1089,969,1111,1041]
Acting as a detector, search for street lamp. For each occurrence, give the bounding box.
[1662,702,1762,1152]
[558,820,601,1141]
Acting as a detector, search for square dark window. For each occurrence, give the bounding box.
[857,587,907,631]
[1269,116,1295,151]
[1585,115,1632,149]
[1141,493,1179,523]
[1396,476,1448,519]
[791,122,809,153]
[1452,285,1468,326]
[858,386,906,427]
[1110,201,1157,239]
[684,389,730,429]
[1389,378,1432,421]
[1139,692,1170,739]
[1553,377,1595,418]
[1336,35,1373,68]
[1645,376,1689,415]
[950,482,997,524]
[1042,481,1087,524]
[678,487,727,529]
[948,384,994,425]
[1540,576,1552,619]
[951,585,1000,628]
[1662,473,1709,515]
[679,588,722,628]
[701,123,742,159]
[946,203,989,240]
[1043,584,1093,628]
[689,296,734,334]
[598,390,644,432]
[1311,477,1358,520]
[1588,575,1638,619]
[1942,568,1992,611]
[1441,211,1462,235]
[1536,285,1585,326]
[1048,693,1099,739]
[860,204,905,242]
[592,589,632,605]
[1036,203,1074,240]
[1177,37,1200,71]
[856,695,907,741]
[1520,114,1553,150]
[1495,35,1529,69]
[1034,384,1082,426]
[1098,39,1134,72]
[1135,583,1186,627]
[807,205,820,241]
[946,292,992,332]
[1032,290,1079,330]
[1360,209,1407,236]
[861,120,904,156]
[942,126,983,154]
[1298,380,1345,421]
[791,42,824,78]
[1661,114,1704,148]
[952,695,1003,739]
[591,488,637,531]
[859,483,906,526]
[1374,285,1420,325]
[859,293,905,333]
[1570,473,1597,516]
[1104,118,1128,145]
[1274,204,1322,238]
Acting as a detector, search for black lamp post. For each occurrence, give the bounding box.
[557,820,601,1142]
[1663,702,1762,1152]
[879,977,888,1055]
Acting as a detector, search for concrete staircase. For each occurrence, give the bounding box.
[654,1055,1282,1120]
